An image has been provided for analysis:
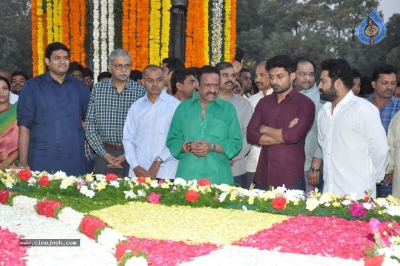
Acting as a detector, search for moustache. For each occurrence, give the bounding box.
[119,72,128,76]
[225,81,234,85]
[206,92,217,96]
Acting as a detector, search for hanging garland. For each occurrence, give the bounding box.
[31,0,39,75]
[210,0,223,66]
[161,0,171,62]
[230,0,237,61]
[224,0,231,62]
[149,0,161,65]
[62,0,70,48]
[107,0,115,64]
[93,0,100,78]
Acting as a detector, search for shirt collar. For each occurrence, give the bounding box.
[44,71,72,83]
[299,84,318,94]
[271,87,298,101]
[108,77,137,90]
[323,90,355,112]
[367,93,396,105]
[145,89,169,103]
[189,92,223,107]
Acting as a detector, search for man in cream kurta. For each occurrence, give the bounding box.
[386,111,400,198]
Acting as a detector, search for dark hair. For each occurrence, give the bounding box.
[187,67,200,78]
[97,72,112,82]
[166,57,184,73]
[293,57,316,72]
[0,76,10,90]
[82,68,93,79]
[251,80,259,94]
[11,70,29,81]
[359,76,374,97]
[215,62,234,71]
[371,64,398,82]
[240,68,250,74]
[197,66,220,85]
[320,58,353,90]
[162,58,169,64]
[266,55,295,74]
[171,68,187,95]
[351,68,361,79]
[236,78,242,87]
[129,70,143,81]
[45,42,70,59]
[397,81,400,87]
[68,61,83,74]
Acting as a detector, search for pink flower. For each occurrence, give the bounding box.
[147,192,162,204]
[349,202,367,217]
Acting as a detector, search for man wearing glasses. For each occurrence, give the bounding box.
[166,66,242,184]
[123,65,180,180]
[86,49,146,176]
[293,57,325,193]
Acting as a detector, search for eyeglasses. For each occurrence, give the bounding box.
[202,83,219,89]
[110,64,131,70]
[146,77,164,84]
[296,72,315,78]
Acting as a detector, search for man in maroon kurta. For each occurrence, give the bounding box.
[247,55,315,190]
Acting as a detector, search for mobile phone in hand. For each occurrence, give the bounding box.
[234,48,245,62]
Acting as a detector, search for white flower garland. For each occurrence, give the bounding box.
[57,207,85,229]
[93,0,100,81]
[12,196,38,213]
[108,0,115,57]
[97,227,127,251]
[210,0,223,65]
[100,0,109,72]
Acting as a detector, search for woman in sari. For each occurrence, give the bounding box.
[0,76,18,171]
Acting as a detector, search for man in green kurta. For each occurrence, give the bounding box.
[166,66,242,184]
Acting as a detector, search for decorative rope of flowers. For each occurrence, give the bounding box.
[31,0,237,75]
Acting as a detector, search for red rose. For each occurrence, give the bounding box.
[0,190,14,204]
[364,255,384,266]
[105,173,118,181]
[38,176,50,187]
[18,169,32,181]
[137,177,147,184]
[272,197,287,210]
[147,192,162,204]
[186,190,200,202]
[198,178,211,186]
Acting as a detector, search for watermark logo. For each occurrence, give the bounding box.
[357,9,387,45]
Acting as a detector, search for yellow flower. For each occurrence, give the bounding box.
[97,182,107,191]
[161,183,169,189]
[145,177,151,183]
[198,186,207,193]
[248,196,254,205]
[378,210,383,215]
[230,191,237,201]
[85,174,94,182]
[130,184,134,189]
[332,202,341,207]
[293,200,299,206]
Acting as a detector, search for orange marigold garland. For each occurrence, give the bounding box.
[230,0,237,62]
[31,0,39,76]
[80,0,87,66]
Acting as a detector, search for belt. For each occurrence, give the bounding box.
[103,142,124,150]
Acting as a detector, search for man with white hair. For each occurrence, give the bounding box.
[86,49,146,176]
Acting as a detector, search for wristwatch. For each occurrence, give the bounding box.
[309,167,320,173]
[211,143,216,152]
[155,156,164,164]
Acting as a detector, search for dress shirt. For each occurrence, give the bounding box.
[386,111,400,198]
[299,84,325,171]
[123,90,180,179]
[367,94,400,134]
[86,78,146,156]
[247,88,315,188]
[166,92,242,184]
[9,92,18,104]
[225,93,253,176]
[17,72,90,176]
[318,90,389,198]
[246,89,273,172]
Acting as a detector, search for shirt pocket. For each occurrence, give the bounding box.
[211,118,228,139]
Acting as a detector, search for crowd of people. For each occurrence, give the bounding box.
[1,41,400,200]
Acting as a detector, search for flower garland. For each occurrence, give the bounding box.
[31,0,39,76]
[149,0,161,65]
[62,0,69,48]
[161,0,171,63]
[93,0,100,80]
[230,0,237,62]
[224,0,231,62]
[46,0,53,44]
[37,2,45,74]
[107,0,115,65]
[100,0,109,72]
[80,0,87,66]
[136,0,150,70]
[122,0,130,53]
[203,0,210,65]
[210,0,223,65]
[52,0,60,42]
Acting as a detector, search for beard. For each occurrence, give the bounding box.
[272,83,291,94]
[319,84,338,102]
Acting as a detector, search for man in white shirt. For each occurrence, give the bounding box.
[123,65,180,180]
[245,61,273,188]
[317,58,388,198]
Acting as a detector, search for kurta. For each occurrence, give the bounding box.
[387,111,400,198]
[166,92,242,184]
[17,72,90,176]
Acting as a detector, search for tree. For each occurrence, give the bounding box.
[0,0,32,76]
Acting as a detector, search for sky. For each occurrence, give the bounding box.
[379,0,400,22]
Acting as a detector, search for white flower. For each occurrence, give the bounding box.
[218,192,228,202]
[125,256,148,266]
[60,177,74,189]
[319,194,332,204]
[150,180,159,188]
[137,189,146,197]
[306,198,320,211]
[216,184,231,192]
[376,198,389,207]
[363,203,373,210]
[386,206,400,216]
[85,190,95,198]
[382,258,400,266]
[5,181,13,189]
[242,206,248,211]
[285,189,304,202]
[342,200,352,206]
[109,181,119,188]
[97,228,127,251]
[173,178,187,187]
[12,196,37,213]
[275,185,287,195]
[80,185,88,194]
[54,171,67,180]
[57,207,84,229]
[124,190,137,199]
[27,177,37,186]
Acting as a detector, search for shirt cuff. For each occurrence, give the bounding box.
[375,170,386,182]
